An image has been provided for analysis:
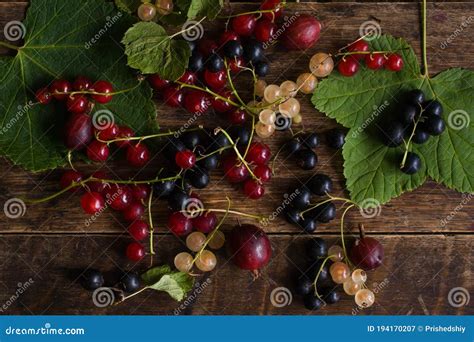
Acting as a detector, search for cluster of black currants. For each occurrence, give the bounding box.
[295,238,340,310]
[81,269,140,293]
[283,174,336,233]
[380,89,445,174]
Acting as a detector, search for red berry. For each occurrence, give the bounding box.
[73,76,92,91]
[246,142,271,165]
[126,242,145,261]
[254,19,276,43]
[192,212,218,233]
[281,14,321,50]
[227,57,245,73]
[123,202,145,222]
[50,79,71,101]
[91,80,113,104]
[231,14,257,37]
[253,164,272,182]
[115,126,135,148]
[385,53,404,72]
[178,71,197,85]
[167,212,193,236]
[86,140,109,162]
[66,95,89,114]
[64,112,93,150]
[88,171,109,193]
[198,39,218,57]
[347,40,369,60]
[95,123,120,141]
[128,220,149,240]
[338,56,359,77]
[148,74,170,91]
[183,90,210,114]
[104,185,132,211]
[60,170,83,191]
[163,86,184,107]
[211,90,235,113]
[365,53,386,70]
[126,143,150,168]
[260,0,283,20]
[227,108,246,124]
[175,149,196,169]
[35,87,52,104]
[203,69,227,90]
[222,155,249,183]
[243,179,265,199]
[219,31,240,45]
[130,184,150,201]
[80,192,105,214]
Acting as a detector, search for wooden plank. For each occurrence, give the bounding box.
[0,234,471,315]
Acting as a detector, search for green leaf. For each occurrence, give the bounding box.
[122,22,191,80]
[184,0,224,20]
[115,0,141,14]
[0,0,156,172]
[142,266,194,301]
[312,34,474,204]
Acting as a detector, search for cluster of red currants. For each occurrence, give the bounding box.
[338,39,404,77]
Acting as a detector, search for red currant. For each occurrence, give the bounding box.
[50,79,71,101]
[128,220,149,240]
[73,76,92,91]
[91,80,113,104]
[338,56,359,77]
[126,242,145,261]
[115,126,135,148]
[163,86,184,107]
[227,108,246,124]
[254,19,276,43]
[198,39,218,57]
[243,179,265,199]
[86,140,109,162]
[130,184,150,201]
[347,40,369,60]
[88,171,109,193]
[35,87,52,104]
[253,164,272,182]
[175,149,196,169]
[227,57,245,73]
[385,53,404,72]
[167,212,193,236]
[64,113,93,150]
[126,143,150,168]
[211,90,235,113]
[183,90,210,114]
[222,155,249,183]
[95,123,120,141]
[60,170,83,191]
[246,142,271,165]
[80,191,105,214]
[365,53,386,70]
[148,74,170,91]
[66,95,89,114]
[123,202,145,222]
[231,14,257,36]
[203,69,227,90]
[192,212,218,233]
[260,0,283,20]
[219,31,240,45]
[104,185,132,211]
[178,71,197,85]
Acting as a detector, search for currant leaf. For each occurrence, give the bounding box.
[122,22,191,80]
[142,265,194,301]
[181,0,224,20]
[115,0,141,14]
[0,0,157,172]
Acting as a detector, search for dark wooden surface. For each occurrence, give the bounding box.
[0,1,473,315]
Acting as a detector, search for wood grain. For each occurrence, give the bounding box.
[0,1,472,315]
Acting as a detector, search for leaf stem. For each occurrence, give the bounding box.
[148,186,155,266]
[0,41,20,51]
[169,17,207,39]
[422,0,429,77]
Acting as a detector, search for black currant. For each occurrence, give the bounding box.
[186,167,210,189]
[380,121,405,147]
[304,294,324,310]
[163,137,186,158]
[197,154,219,171]
[424,100,443,116]
[311,202,336,223]
[284,207,302,225]
[228,125,250,146]
[254,61,269,77]
[422,115,446,136]
[308,174,333,196]
[301,216,317,233]
[400,152,421,174]
[188,52,204,72]
[326,128,346,149]
[209,131,231,149]
[121,272,141,293]
[301,132,319,149]
[292,187,312,210]
[154,171,176,198]
[181,130,202,149]
[296,277,313,296]
[167,189,190,211]
[296,149,318,170]
[243,39,264,63]
[406,89,425,106]
[223,40,243,58]
[306,237,327,260]
[207,53,224,72]
[412,129,430,144]
[399,103,418,124]
[323,290,340,304]
[187,40,196,52]
[285,137,302,154]
[81,269,104,291]
[307,259,331,282]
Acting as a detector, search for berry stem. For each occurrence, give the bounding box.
[335,48,408,58]
[195,144,233,161]
[340,204,355,265]
[422,0,429,77]
[217,6,285,19]
[56,80,143,98]
[242,115,256,160]
[313,255,335,301]
[300,196,355,217]
[224,59,248,109]
[169,17,207,39]
[183,208,265,222]
[177,82,243,109]
[116,285,149,304]
[96,126,202,145]
[148,186,155,265]
[400,104,424,168]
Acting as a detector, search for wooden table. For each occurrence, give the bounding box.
[0,1,472,315]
